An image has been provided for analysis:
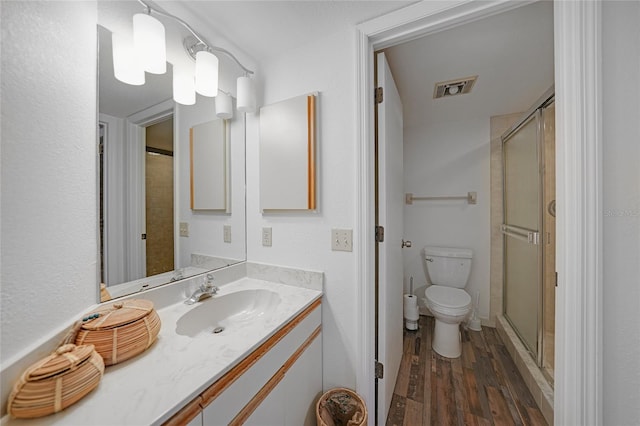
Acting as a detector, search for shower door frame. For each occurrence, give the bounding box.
[501,88,555,371]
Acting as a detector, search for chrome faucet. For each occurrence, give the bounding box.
[185,274,218,304]
[170,268,185,282]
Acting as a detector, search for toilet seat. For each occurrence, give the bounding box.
[425,285,471,315]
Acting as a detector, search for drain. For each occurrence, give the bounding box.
[212,326,224,334]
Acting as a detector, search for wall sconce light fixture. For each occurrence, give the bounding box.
[112,0,255,114]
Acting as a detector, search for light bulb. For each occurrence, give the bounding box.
[448,85,459,95]
[133,13,166,74]
[195,51,219,97]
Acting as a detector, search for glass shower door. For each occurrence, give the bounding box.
[502,113,541,356]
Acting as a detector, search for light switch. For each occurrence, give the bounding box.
[223,225,231,243]
[331,229,353,252]
[179,222,189,237]
[262,227,272,247]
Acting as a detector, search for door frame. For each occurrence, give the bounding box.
[355,1,603,425]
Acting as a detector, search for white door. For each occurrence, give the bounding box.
[376,51,404,425]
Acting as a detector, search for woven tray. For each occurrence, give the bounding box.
[75,299,161,366]
[8,344,104,419]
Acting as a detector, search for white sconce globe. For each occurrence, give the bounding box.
[133,13,166,74]
[195,51,219,97]
[216,92,233,119]
[112,32,145,86]
[237,76,256,113]
[173,65,196,106]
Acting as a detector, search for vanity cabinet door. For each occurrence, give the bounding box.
[244,332,322,426]
[201,304,321,425]
[283,334,322,425]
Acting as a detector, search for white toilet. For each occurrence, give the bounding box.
[423,246,473,358]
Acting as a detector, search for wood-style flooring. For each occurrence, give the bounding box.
[386,316,547,426]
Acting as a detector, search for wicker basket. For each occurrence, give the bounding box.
[7,344,104,419]
[316,387,367,426]
[75,299,161,366]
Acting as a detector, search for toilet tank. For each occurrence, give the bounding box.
[424,246,473,288]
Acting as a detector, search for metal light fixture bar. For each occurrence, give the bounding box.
[137,0,254,76]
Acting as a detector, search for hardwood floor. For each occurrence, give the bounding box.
[386,316,547,426]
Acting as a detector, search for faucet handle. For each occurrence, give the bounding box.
[201,274,215,290]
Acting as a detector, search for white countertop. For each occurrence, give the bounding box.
[4,278,322,426]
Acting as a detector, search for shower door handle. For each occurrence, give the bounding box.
[501,224,539,245]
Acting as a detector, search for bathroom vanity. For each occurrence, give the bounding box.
[1,264,323,426]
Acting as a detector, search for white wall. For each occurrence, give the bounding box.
[0,1,98,361]
[246,29,358,391]
[602,1,640,423]
[403,119,491,318]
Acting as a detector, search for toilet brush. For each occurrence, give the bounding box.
[467,290,482,331]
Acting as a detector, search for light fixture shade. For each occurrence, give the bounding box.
[195,51,219,97]
[133,13,166,74]
[173,65,196,106]
[112,33,145,86]
[215,92,233,119]
[237,76,256,113]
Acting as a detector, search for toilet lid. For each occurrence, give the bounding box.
[425,285,471,309]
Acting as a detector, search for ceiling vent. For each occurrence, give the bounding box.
[433,76,478,99]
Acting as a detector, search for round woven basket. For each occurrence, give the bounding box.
[316,387,367,426]
[8,344,105,419]
[75,299,161,366]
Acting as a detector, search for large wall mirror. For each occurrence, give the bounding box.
[97,1,246,301]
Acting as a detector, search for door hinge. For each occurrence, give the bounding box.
[375,87,384,104]
[555,271,558,287]
[375,226,384,243]
[141,233,147,240]
[375,361,384,379]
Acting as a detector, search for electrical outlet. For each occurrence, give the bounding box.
[179,222,189,237]
[223,225,232,243]
[262,227,272,247]
[331,228,353,252]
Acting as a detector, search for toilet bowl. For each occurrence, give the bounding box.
[423,246,473,358]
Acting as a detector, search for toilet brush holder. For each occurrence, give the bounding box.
[404,295,419,330]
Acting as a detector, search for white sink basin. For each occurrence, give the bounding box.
[175,289,281,337]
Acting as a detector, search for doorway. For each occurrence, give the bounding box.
[98,107,174,287]
[358,1,603,424]
[144,117,175,277]
[370,2,554,423]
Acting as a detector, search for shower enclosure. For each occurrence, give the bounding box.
[501,88,555,382]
